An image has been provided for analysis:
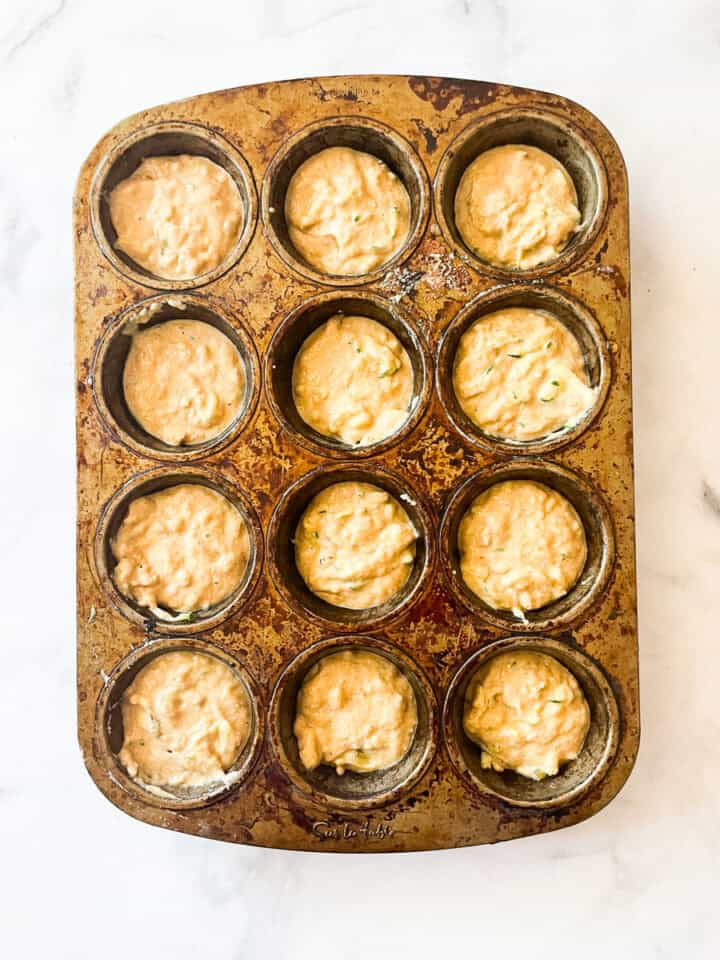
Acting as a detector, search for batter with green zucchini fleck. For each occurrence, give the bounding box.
[458,479,587,614]
[285,146,410,276]
[454,144,580,270]
[109,155,244,280]
[292,314,413,446]
[294,649,418,774]
[112,484,249,616]
[294,481,417,610]
[453,307,596,442]
[119,651,252,790]
[463,651,590,780]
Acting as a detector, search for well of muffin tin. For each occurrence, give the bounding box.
[89,120,258,290]
[93,294,261,462]
[434,107,608,278]
[436,283,611,455]
[94,466,264,635]
[443,636,620,808]
[269,635,437,809]
[440,459,615,632]
[265,290,432,458]
[267,464,435,630]
[261,116,431,286]
[97,636,265,810]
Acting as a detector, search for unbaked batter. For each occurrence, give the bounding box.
[294,649,417,774]
[123,319,245,446]
[452,307,595,441]
[458,480,586,613]
[295,481,417,610]
[109,155,244,279]
[454,145,580,269]
[463,651,590,780]
[284,146,410,275]
[119,651,251,789]
[112,484,249,614]
[293,314,413,446]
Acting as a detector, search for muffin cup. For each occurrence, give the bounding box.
[265,290,431,458]
[89,120,257,289]
[436,283,611,454]
[92,293,260,462]
[267,464,435,630]
[439,459,615,632]
[96,636,264,810]
[261,116,430,286]
[443,636,620,809]
[434,107,608,278]
[94,467,264,635]
[269,635,437,809]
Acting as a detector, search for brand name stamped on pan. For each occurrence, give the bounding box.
[312,819,394,842]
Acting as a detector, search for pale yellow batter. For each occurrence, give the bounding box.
[123,319,245,446]
[119,651,251,789]
[109,155,244,280]
[454,145,580,269]
[294,650,417,774]
[284,146,411,275]
[464,651,590,780]
[293,314,413,446]
[458,480,586,613]
[295,481,417,610]
[112,484,249,615]
[453,307,595,441]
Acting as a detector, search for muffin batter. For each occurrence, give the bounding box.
[295,481,417,610]
[454,145,580,269]
[464,651,590,780]
[294,650,417,774]
[293,314,413,446]
[284,146,410,275]
[119,651,251,789]
[452,307,595,441]
[123,319,245,446]
[458,480,586,613]
[112,484,249,614]
[109,155,244,279]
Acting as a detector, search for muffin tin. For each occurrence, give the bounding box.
[75,75,638,852]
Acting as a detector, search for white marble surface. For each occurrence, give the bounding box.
[1,0,718,956]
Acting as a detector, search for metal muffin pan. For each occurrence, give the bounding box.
[75,75,638,852]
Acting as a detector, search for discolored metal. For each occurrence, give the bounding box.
[75,76,639,852]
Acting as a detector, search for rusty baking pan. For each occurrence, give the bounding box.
[75,75,638,852]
